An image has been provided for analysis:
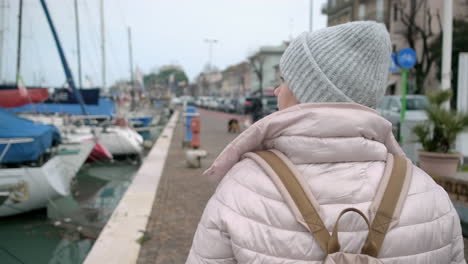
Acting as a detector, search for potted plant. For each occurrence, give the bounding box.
[413,90,468,177]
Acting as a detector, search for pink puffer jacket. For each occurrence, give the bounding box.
[186,103,465,264]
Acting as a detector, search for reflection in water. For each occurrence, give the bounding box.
[0,161,138,264]
[48,239,93,264]
[0,121,164,263]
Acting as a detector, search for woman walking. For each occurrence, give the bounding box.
[186,21,465,264]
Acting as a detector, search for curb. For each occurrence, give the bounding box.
[84,111,179,264]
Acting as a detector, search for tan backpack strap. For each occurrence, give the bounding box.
[253,150,330,252]
[363,155,408,257]
[328,208,378,256]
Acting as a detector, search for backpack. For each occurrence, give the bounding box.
[249,149,410,264]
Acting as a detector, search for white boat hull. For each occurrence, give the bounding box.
[21,114,143,156]
[0,142,94,217]
[97,127,143,156]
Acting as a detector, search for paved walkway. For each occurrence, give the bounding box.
[137,109,245,264]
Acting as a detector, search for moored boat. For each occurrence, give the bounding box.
[0,108,94,217]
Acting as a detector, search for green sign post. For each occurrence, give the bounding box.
[400,68,408,143]
[396,48,417,143]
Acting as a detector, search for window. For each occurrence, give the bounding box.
[389,84,396,95]
[406,97,429,110]
[376,0,384,21]
[358,4,366,20]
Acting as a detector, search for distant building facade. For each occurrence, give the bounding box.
[249,43,288,96]
[322,0,391,27]
[221,62,251,98]
[195,70,223,97]
[322,0,468,94]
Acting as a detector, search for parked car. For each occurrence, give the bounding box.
[243,96,258,114]
[179,96,195,106]
[217,98,231,112]
[207,97,220,110]
[170,97,183,106]
[200,96,212,109]
[261,96,278,117]
[226,99,237,113]
[377,95,428,136]
[234,97,246,114]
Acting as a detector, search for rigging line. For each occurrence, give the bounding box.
[81,0,110,85]
[60,0,82,83]
[113,0,130,66]
[82,1,108,74]
[80,35,100,84]
[3,0,12,82]
[82,0,122,85]
[116,0,128,28]
[25,10,46,85]
[0,244,26,264]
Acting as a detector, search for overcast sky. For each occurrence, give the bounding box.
[0,0,327,88]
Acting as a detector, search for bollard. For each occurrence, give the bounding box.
[185,149,207,168]
[183,106,198,148]
[191,116,200,149]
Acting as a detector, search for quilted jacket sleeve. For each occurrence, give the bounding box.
[186,188,236,264]
[450,205,466,264]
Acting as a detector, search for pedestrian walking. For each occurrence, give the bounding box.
[186,21,465,263]
[254,97,264,123]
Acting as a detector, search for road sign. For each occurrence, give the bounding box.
[396,47,417,143]
[397,48,417,69]
[389,53,399,72]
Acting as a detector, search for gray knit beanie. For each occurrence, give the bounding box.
[280,21,391,108]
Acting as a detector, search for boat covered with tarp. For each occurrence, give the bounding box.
[0,107,61,164]
[0,108,94,217]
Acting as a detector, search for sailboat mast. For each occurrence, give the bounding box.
[74,0,82,89]
[15,0,23,86]
[39,0,88,115]
[0,0,5,82]
[100,0,106,91]
[128,27,135,110]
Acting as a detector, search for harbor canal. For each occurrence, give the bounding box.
[0,122,164,264]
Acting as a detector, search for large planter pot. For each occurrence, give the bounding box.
[418,151,461,177]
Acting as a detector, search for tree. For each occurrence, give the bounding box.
[431,19,468,108]
[395,0,441,94]
[249,54,265,99]
[144,66,189,97]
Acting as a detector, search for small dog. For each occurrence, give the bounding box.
[228,119,240,133]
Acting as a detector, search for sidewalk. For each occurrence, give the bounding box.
[137,109,245,264]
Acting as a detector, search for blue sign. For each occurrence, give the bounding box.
[389,53,399,72]
[397,48,417,69]
[185,106,197,142]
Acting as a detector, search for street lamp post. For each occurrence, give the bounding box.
[309,0,313,32]
[441,0,453,109]
[204,38,218,71]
